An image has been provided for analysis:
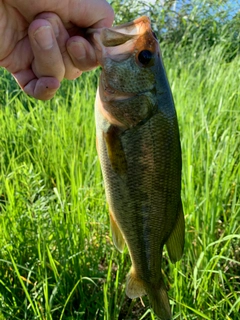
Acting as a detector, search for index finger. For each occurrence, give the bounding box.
[69,0,114,28]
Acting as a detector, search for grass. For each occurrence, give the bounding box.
[0,42,239,319]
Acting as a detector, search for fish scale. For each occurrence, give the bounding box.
[91,16,185,320]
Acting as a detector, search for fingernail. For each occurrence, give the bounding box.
[68,42,86,60]
[34,26,54,50]
[47,19,59,38]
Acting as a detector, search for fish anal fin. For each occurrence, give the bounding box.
[109,210,125,252]
[126,268,172,320]
[166,200,185,263]
[126,267,146,299]
[103,125,127,175]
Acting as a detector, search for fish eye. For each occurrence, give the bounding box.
[138,50,154,66]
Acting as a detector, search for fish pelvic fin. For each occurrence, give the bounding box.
[166,200,185,263]
[109,210,125,252]
[126,267,146,299]
[146,280,172,320]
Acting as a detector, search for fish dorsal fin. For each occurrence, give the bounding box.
[109,210,125,252]
[166,201,185,263]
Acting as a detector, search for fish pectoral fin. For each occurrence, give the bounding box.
[126,267,146,299]
[166,200,185,263]
[109,211,125,252]
[103,125,127,175]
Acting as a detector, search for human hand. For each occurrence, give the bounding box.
[0,0,114,100]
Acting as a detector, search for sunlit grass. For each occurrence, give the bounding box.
[0,42,239,320]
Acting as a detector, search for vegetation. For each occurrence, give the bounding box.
[0,1,239,319]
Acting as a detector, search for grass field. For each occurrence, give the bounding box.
[0,42,239,319]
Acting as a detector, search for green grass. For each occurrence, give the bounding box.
[0,43,239,320]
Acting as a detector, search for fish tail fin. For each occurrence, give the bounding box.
[146,280,172,320]
[126,267,146,299]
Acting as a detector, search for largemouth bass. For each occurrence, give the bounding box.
[90,16,185,320]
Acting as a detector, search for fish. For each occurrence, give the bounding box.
[89,16,185,320]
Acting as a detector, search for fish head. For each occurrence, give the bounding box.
[90,16,169,129]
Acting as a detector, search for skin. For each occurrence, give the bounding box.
[0,0,114,100]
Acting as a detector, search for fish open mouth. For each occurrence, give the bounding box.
[102,16,152,45]
[87,16,155,66]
